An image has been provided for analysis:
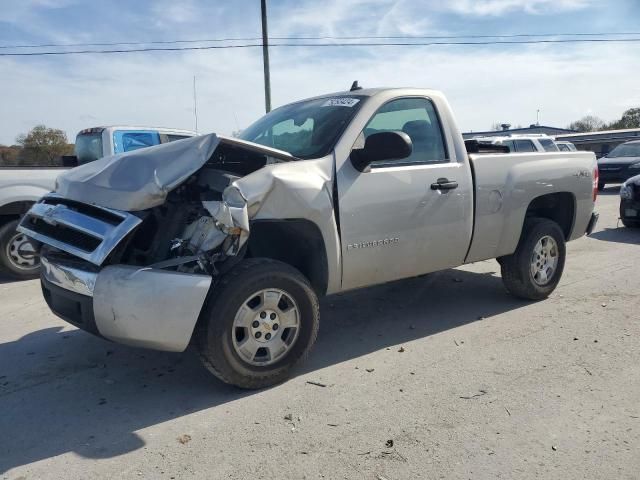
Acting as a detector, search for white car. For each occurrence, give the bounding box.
[474,134,560,153]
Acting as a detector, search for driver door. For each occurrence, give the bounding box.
[336,97,473,290]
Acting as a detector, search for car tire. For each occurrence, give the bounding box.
[597,182,605,191]
[621,218,640,228]
[0,219,40,280]
[500,218,566,300]
[196,258,320,389]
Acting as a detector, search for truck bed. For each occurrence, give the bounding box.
[465,151,597,263]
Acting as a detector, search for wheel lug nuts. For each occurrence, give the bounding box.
[265,333,272,340]
[255,332,262,339]
[270,313,276,320]
[273,323,279,331]
[252,320,260,328]
[260,311,266,319]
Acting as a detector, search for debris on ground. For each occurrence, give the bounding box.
[306,380,327,387]
[385,439,394,448]
[552,445,557,451]
[366,368,375,373]
[98,398,107,405]
[453,278,463,283]
[177,434,191,444]
[601,303,607,307]
[284,413,293,421]
[398,346,405,353]
[459,389,487,400]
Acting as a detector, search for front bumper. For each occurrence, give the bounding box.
[620,199,640,221]
[598,167,640,184]
[41,254,212,352]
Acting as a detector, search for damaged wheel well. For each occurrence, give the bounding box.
[246,219,328,296]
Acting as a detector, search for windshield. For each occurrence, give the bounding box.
[608,142,640,157]
[239,96,365,159]
[75,132,103,165]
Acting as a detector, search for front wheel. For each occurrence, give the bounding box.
[196,258,319,389]
[0,219,40,280]
[500,218,566,300]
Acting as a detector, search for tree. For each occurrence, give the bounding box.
[0,145,22,166]
[607,108,640,130]
[567,115,605,132]
[16,125,73,165]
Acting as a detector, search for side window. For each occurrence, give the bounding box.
[557,143,569,152]
[122,132,160,152]
[514,139,536,152]
[113,130,161,153]
[160,134,192,143]
[539,138,559,152]
[363,97,447,166]
[502,140,515,152]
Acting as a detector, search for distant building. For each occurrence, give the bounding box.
[462,124,575,140]
[555,128,640,158]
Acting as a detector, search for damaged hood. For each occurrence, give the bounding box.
[55,133,296,212]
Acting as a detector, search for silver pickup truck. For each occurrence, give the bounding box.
[18,88,599,388]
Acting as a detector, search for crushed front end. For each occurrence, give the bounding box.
[17,134,290,351]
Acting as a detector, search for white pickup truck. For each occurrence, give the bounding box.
[19,88,599,388]
[0,126,194,278]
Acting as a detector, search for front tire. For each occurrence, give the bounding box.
[196,258,319,389]
[0,219,40,280]
[500,218,566,300]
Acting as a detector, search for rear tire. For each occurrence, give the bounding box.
[196,258,320,389]
[621,218,640,228]
[500,218,566,300]
[0,219,40,280]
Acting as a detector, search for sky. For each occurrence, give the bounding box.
[1,0,640,145]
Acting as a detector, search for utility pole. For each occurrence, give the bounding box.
[261,0,271,113]
[536,109,540,126]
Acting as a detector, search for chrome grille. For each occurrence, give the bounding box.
[17,193,142,266]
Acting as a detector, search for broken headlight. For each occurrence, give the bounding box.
[222,186,246,208]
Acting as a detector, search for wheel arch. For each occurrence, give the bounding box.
[524,192,576,240]
[0,200,35,225]
[245,219,329,296]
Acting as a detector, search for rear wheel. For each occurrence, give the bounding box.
[0,219,40,280]
[621,218,640,228]
[196,258,319,389]
[500,218,566,300]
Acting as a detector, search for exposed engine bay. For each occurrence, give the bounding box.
[106,141,283,276]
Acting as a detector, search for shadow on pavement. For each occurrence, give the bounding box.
[590,226,640,245]
[0,267,530,473]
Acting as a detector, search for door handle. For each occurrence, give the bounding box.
[430,178,458,190]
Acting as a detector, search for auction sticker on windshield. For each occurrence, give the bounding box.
[322,98,360,107]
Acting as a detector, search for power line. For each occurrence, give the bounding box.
[2,32,640,49]
[3,37,640,56]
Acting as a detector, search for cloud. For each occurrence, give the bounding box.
[444,0,592,16]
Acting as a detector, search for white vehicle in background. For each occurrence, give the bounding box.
[0,126,195,279]
[555,140,577,152]
[473,134,560,153]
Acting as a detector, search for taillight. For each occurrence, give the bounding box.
[593,166,599,202]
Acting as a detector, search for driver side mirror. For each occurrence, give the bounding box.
[351,131,413,172]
